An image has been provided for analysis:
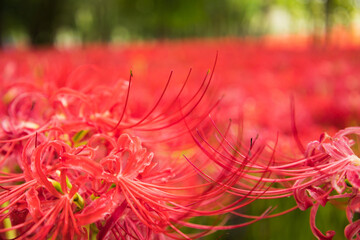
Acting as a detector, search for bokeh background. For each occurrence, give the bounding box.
[0,0,360,47]
[1,1,359,240]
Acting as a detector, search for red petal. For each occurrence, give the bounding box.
[345,219,360,240]
[310,204,335,240]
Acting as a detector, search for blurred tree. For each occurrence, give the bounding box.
[0,0,66,46]
[324,0,354,39]
[0,0,358,46]
[299,0,355,43]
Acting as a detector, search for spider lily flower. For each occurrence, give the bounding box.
[261,127,360,240]
[192,112,360,240]
[0,132,89,239]
[0,49,273,239]
[76,132,271,239]
[0,128,269,239]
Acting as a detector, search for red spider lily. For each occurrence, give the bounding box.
[0,128,269,239]
[243,126,360,240]
[291,127,360,240]
[193,108,360,239]
[0,48,274,240]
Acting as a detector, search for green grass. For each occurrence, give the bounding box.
[201,197,348,240]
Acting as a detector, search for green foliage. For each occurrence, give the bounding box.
[0,0,358,45]
[204,197,349,240]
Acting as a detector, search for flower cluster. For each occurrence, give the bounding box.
[0,49,272,239]
[1,39,360,239]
